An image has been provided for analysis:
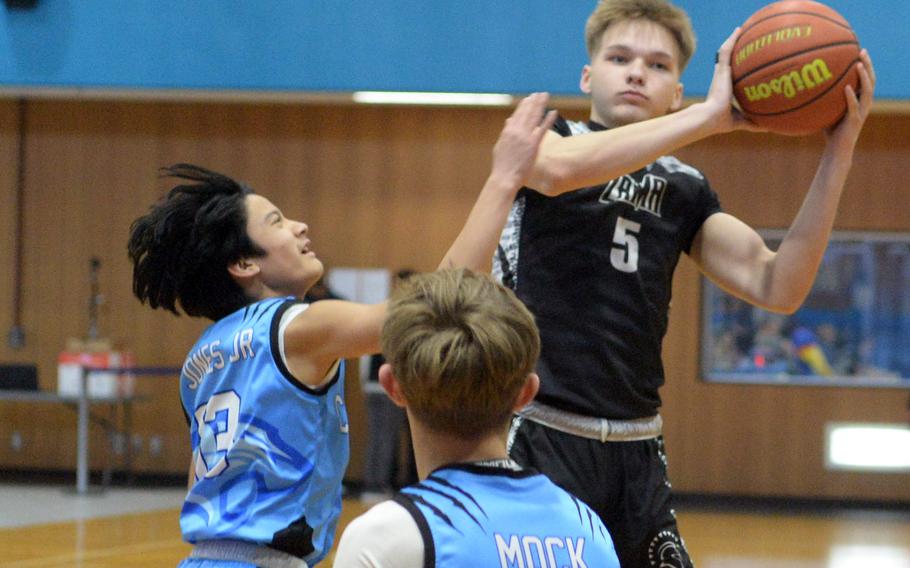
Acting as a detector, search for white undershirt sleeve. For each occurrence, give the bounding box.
[278,303,309,369]
[333,500,424,567]
[278,303,339,388]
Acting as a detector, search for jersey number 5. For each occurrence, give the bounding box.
[193,391,240,480]
[610,217,641,273]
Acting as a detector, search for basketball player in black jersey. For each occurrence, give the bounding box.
[497,1,876,566]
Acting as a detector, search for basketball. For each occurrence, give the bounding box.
[731,1,861,135]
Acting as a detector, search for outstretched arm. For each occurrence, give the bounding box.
[438,92,557,270]
[283,94,556,385]
[691,50,876,313]
[528,28,761,196]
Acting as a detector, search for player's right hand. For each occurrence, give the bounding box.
[705,28,765,134]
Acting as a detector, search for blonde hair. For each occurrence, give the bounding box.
[585,0,696,72]
[381,269,540,439]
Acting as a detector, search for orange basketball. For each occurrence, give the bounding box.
[731,1,861,135]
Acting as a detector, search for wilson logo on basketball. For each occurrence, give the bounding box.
[730,0,860,135]
[742,58,834,102]
[734,25,812,66]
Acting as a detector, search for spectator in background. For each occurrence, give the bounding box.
[746,314,793,374]
[711,328,746,372]
[816,323,855,375]
[791,325,833,376]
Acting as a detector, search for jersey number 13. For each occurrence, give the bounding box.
[193,391,240,479]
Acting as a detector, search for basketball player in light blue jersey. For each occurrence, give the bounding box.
[127,93,557,567]
[334,269,619,567]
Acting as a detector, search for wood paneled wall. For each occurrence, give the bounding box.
[0,97,907,502]
[665,117,910,502]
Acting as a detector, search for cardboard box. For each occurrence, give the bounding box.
[57,350,136,398]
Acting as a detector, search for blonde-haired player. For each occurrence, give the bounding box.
[498,1,875,566]
[334,269,619,567]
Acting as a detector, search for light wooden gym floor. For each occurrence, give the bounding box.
[0,485,908,567]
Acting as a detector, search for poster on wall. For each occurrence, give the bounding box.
[701,231,910,388]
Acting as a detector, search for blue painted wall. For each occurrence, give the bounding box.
[0,1,906,99]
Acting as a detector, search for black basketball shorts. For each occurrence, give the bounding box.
[509,416,693,568]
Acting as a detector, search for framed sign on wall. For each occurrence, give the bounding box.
[701,231,910,388]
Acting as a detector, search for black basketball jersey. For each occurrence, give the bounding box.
[494,116,721,419]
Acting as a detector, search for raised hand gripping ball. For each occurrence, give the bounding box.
[731,0,861,135]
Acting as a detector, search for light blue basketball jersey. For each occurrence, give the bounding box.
[398,462,619,568]
[179,297,349,566]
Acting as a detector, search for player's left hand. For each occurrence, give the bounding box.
[490,92,558,189]
[825,48,876,148]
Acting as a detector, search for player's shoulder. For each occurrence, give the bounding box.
[335,499,423,566]
[217,296,301,331]
[651,155,706,181]
[553,116,591,137]
[344,499,410,534]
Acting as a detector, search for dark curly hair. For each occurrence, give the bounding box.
[128,164,265,321]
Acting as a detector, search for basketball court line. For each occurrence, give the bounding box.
[0,483,185,528]
[1,538,186,568]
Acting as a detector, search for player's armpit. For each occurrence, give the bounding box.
[281,300,387,387]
